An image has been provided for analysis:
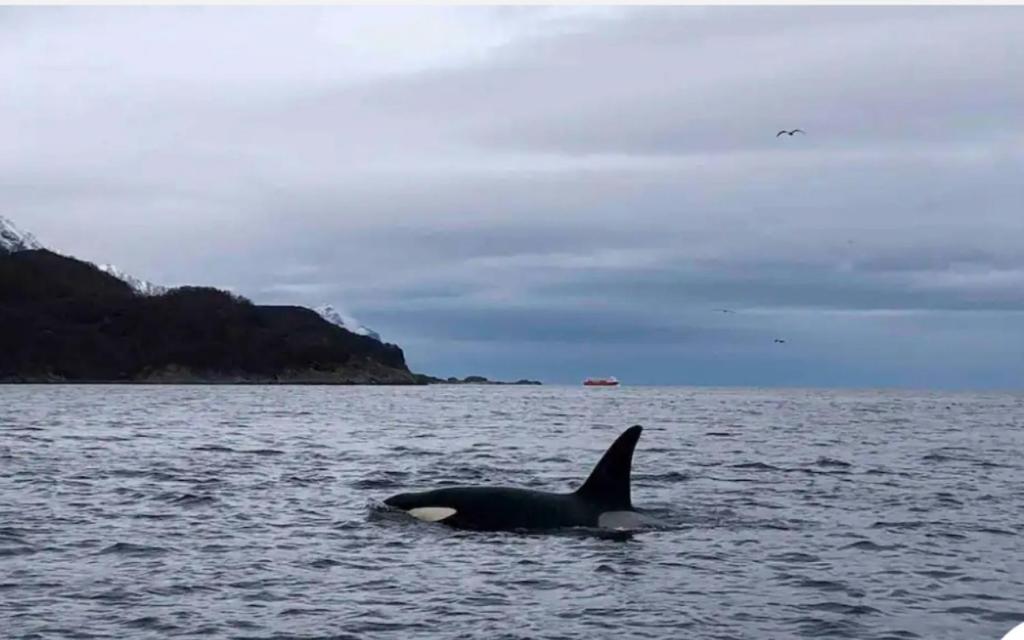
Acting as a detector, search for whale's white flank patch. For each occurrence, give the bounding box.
[408,507,457,522]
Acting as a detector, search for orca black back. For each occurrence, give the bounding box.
[383,425,646,531]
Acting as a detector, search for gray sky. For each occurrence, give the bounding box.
[3,6,1023,388]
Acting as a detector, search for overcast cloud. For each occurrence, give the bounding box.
[3,6,1022,387]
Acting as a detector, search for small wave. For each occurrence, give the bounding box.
[789,616,866,637]
[109,468,179,481]
[874,631,921,639]
[815,456,851,468]
[840,540,901,552]
[91,434,135,442]
[803,601,881,616]
[365,502,417,526]
[931,531,968,540]
[750,519,805,531]
[145,583,216,597]
[309,558,344,568]
[280,607,332,617]
[871,520,928,531]
[790,578,855,593]
[351,472,410,490]
[191,444,235,452]
[879,416,911,425]
[240,448,284,456]
[99,542,169,556]
[851,405,887,414]
[130,513,177,521]
[730,462,781,471]
[242,589,280,603]
[0,545,36,557]
[922,451,972,464]
[170,493,217,507]
[189,476,223,486]
[863,467,914,478]
[769,552,821,563]
[286,474,333,485]
[198,544,231,553]
[933,492,963,506]
[975,460,1015,469]
[685,552,726,562]
[635,471,691,482]
[224,619,260,631]
[945,606,1024,623]
[970,525,1015,536]
[125,616,179,631]
[0,526,29,541]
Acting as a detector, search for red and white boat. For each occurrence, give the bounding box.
[583,376,619,387]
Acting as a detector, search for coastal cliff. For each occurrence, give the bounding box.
[0,248,416,384]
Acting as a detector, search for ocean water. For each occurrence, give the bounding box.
[1,385,1022,640]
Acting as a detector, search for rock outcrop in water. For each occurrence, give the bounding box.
[413,374,542,385]
[0,248,416,384]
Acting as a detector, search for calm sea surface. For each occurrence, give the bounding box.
[1,385,1022,639]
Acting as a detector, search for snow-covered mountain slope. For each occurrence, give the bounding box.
[2,218,378,343]
[0,215,165,295]
[97,263,167,296]
[314,304,382,341]
[0,215,43,253]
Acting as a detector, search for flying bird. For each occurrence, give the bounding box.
[773,339,786,344]
[776,129,805,137]
[714,308,735,314]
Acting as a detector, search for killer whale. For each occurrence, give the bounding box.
[383,425,648,531]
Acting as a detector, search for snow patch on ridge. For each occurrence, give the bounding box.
[0,215,43,253]
[314,304,382,341]
[97,264,167,296]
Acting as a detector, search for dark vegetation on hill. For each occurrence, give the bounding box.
[0,249,415,383]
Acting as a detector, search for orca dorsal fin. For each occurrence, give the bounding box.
[574,425,642,510]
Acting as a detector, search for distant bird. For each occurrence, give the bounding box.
[776,129,805,137]
[773,339,786,344]
[714,308,735,314]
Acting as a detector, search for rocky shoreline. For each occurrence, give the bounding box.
[413,374,542,386]
[2,371,540,386]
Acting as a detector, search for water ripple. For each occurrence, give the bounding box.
[1,385,1021,640]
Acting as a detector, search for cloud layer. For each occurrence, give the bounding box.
[3,6,1022,387]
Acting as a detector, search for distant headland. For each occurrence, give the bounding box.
[0,216,539,386]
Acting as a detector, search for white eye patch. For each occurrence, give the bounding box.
[408,507,457,522]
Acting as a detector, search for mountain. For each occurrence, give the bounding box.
[97,263,167,296]
[314,304,382,341]
[3,216,383,341]
[0,216,43,253]
[0,217,416,384]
